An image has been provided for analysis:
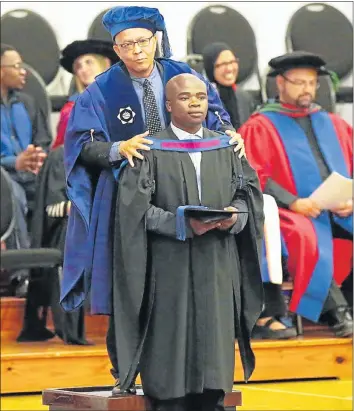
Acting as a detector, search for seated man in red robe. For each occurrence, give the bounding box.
[240,51,352,337]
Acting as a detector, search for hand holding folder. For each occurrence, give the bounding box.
[185,206,248,223]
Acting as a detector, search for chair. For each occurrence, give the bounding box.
[1,9,61,85]
[264,73,336,113]
[22,63,52,131]
[0,167,62,288]
[182,54,205,75]
[187,4,261,86]
[286,3,353,80]
[87,9,112,42]
[286,3,353,105]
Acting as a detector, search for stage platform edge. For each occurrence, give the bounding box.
[42,385,242,410]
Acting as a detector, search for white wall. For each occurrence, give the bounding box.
[1,1,353,123]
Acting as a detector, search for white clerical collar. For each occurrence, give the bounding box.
[170,122,203,140]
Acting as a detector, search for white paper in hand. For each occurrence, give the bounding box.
[310,172,353,210]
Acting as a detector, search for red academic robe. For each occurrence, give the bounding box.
[240,106,352,318]
[51,101,75,150]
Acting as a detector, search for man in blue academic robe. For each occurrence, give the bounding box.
[60,5,245,394]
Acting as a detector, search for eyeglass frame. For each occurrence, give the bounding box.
[115,35,155,52]
[214,58,240,70]
[0,62,26,70]
[281,74,320,90]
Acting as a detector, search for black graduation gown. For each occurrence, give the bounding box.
[113,127,264,400]
[17,147,88,345]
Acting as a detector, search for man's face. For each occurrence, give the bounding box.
[166,77,208,129]
[1,50,27,90]
[113,28,157,77]
[277,67,319,108]
[213,49,239,87]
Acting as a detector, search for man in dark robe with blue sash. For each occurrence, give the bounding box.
[113,73,263,411]
[240,51,353,337]
[60,6,245,395]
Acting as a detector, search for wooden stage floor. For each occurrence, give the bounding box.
[1,297,353,395]
[1,380,352,411]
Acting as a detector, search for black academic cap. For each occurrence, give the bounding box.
[267,51,330,77]
[60,39,119,73]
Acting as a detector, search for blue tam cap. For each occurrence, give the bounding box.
[102,6,172,58]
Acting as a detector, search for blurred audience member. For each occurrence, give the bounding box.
[202,42,256,130]
[253,196,296,339]
[52,39,119,149]
[17,40,118,344]
[17,40,115,343]
[240,51,353,337]
[1,44,51,291]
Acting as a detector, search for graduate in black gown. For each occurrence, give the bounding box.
[113,73,264,410]
[17,146,89,344]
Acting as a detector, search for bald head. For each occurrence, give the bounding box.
[166,73,206,100]
[165,73,208,133]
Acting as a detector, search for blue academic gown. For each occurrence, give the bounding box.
[1,94,32,170]
[61,58,234,315]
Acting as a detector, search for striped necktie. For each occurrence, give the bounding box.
[143,79,162,136]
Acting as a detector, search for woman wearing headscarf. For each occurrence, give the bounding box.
[203,42,296,339]
[202,42,256,130]
[17,40,118,345]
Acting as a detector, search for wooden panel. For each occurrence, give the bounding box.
[1,298,352,395]
[0,297,109,341]
[0,297,24,340]
[2,332,352,394]
[234,333,353,382]
[1,346,112,393]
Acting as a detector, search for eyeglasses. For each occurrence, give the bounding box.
[282,74,320,89]
[1,62,26,70]
[116,35,154,51]
[214,58,239,70]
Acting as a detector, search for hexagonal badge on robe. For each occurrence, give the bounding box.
[117,106,136,124]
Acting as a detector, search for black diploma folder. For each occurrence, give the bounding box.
[184,207,248,223]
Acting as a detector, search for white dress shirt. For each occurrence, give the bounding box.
[170,122,203,201]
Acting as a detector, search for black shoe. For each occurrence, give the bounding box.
[17,326,55,342]
[252,317,297,340]
[112,378,137,396]
[326,307,353,338]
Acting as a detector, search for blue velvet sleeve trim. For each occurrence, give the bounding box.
[0,155,17,170]
[109,141,123,163]
[176,205,209,241]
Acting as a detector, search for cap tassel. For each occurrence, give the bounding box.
[161,29,172,58]
[328,70,340,92]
